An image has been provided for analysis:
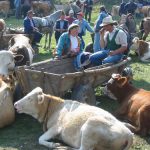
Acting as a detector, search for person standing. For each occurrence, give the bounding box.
[73,12,94,49]
[14,0,22,19]
[54,11,69,44]
[90,15,127,66]
[93,6,108,52]
[65,10,76,25]
[124,0,137,15]
[84,0,93,23]
[21,0,32,18]
[119,0,127,16]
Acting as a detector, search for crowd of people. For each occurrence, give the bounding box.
[21,0,149,70]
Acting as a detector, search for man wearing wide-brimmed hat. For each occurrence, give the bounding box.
[56,23,83,59]
[89,15,128,66]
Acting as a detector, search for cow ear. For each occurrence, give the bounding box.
[38,94,44,104]
[117,77,127,87]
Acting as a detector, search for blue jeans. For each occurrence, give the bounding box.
[89,50,123,66]
[93,32,101,52]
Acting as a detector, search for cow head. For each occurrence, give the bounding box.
[0,51,15,77]
[14,87,45,121]
[131,37,149,57]
[104,74,129,102]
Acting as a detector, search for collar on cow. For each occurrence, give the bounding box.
[42,94,51,132]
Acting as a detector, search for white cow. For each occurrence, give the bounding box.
[14,87,133,150]
[0,51,15,76]
[0,77,15,128]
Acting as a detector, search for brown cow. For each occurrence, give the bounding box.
[140,17,150,40]
[106,74,150,136]
[0,1,10,18]
[32,1,53,17]
[131,37,150,62]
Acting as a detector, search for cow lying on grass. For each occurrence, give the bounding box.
[131,37,150,62]
[105,74,150,136]
[14,87,133,150]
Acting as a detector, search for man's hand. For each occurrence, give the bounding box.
[109,51,116,56]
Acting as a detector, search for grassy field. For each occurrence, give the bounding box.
[0,2,150,150]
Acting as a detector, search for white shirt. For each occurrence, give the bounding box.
[104,28,127,47]
[70,35,78,52]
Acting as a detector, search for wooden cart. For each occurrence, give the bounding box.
[15,57,131,105]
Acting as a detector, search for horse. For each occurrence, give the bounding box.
[55,3,81,16]
[33,10,62,49]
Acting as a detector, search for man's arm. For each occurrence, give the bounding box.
[99,28,106,49]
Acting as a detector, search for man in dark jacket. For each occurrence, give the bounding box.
[119,0,127,16]
[84,0,93,23]
[24,10,42,47]
[125,0,137,15]
[54,11,69,44]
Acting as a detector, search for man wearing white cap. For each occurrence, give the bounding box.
[65,10,76,25]
[89,15,127,66]
[56,23,83,59]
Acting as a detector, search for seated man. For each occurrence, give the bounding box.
[24,10,42,48]
[89,15,127,66]
[56,24,83,59]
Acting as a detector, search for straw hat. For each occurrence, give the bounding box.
[100,15,117,28]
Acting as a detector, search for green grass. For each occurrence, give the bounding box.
[1,2,150,150]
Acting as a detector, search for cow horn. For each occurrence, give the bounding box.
[117,77,127,87]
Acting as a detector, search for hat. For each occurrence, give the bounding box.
[69,10,74,14]
[76,12,84,17]
[100,15,117,28]
[68,23,79,31]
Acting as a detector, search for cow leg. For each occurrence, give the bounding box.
[114,102,129,120]
[38,126,62,148]
[48,32,52,50]
[134,105,150,136]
